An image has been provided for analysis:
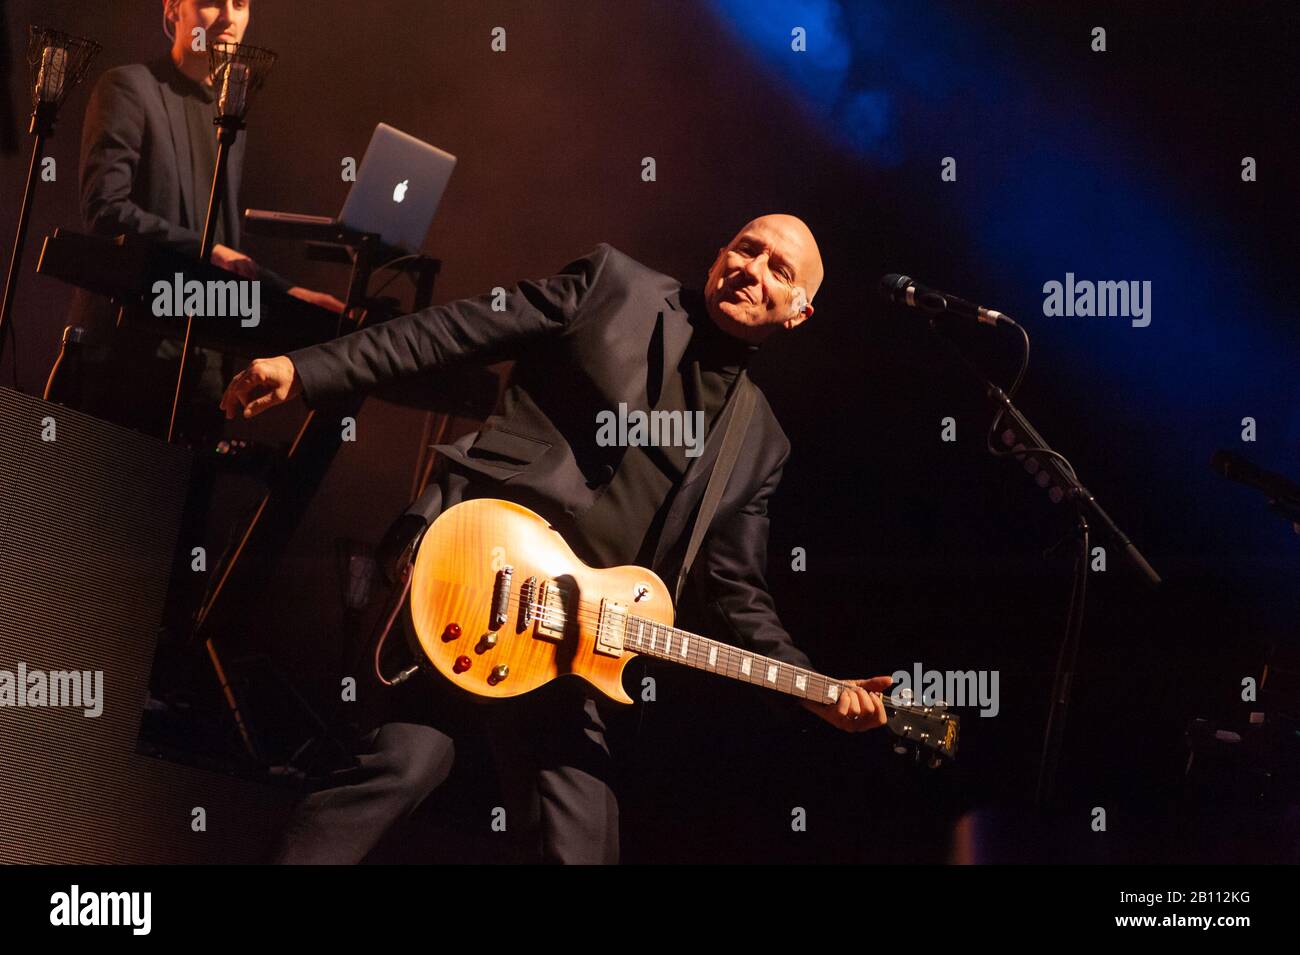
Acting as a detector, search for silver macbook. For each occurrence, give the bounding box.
[246,123,456,252]
[340,124,456,251]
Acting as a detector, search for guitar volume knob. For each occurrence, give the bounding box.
[489,664,509,684]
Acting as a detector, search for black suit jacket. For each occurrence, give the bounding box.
[289,243,812,670]
[80,56,245,257]
[70,57,286,334]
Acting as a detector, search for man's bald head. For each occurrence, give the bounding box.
[703,214,824,345]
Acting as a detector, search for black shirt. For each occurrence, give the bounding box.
[175,65,226,246]
[573,290,757,568]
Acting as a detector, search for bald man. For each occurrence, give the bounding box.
[223,216,892,864]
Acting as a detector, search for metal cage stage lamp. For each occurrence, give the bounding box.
[0,27,101,370]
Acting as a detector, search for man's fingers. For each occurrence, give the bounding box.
[857,676,896,693]
[851,688,885,733]
[847,689,864,721]
[222,367,265,418]
[220,378,248,419]
[870,691,887,728]
[856,688,876,731]
[242,390,280,418]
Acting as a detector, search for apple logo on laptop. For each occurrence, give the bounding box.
[392,179,409,203]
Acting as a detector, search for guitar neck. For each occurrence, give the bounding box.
[622,613,860,709]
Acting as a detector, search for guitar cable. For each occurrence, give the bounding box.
[371,563,420,687]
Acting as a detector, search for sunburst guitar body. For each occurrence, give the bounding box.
[408,498,959,761]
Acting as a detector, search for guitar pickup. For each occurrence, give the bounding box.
[532,579,565,642]
[518,576,537,631]
[594,599,626,657]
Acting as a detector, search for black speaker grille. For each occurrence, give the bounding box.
[0,388,288,862]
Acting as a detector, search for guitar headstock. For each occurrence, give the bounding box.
[884,688,960,766]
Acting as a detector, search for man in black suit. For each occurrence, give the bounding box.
[71,0,342,437]
[221,214,893,863]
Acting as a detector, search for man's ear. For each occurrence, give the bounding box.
[783,306,812,331]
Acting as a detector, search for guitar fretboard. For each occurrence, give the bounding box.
[621,614,845,705]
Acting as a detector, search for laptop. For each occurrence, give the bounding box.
[245,123,457,252]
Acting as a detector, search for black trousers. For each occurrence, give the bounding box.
[271,684,620,865]
[271,476,621,865]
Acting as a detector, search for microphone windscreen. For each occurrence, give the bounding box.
[878,273,912,303]
[36,46,68,104]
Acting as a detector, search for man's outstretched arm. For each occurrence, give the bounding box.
[697,449,892,733]
[221,244,611,418]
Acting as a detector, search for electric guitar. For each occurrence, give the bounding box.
[408,498,959,762]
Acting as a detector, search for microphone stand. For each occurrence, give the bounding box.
[1,29,100,382]
[0,102,57,375]
[920,308,1160,808]
[166,113,242,444]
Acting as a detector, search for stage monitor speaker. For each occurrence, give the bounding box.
[0,387,287,862]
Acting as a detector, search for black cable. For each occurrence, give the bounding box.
[328,252,422,336]
[982,317,1079,481]
[366,253,423,299]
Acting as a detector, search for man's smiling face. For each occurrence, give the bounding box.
[703,214,824,344]
[169,0,250,50]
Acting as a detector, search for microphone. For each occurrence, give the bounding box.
[35,46,69,105]
[216,61,251,118]
[878,273,1012,327]
[1211,451,1300,507]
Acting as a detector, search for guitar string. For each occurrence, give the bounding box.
[422,567,944,716]
[442,592,842,696]
[485,592,859,693]
[422,575,924,705]
[427,592,933,710]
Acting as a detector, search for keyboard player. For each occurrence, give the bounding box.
[66,0,344,441]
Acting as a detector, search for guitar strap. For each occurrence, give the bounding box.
[674,370,757,606]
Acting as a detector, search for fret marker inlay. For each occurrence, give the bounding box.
[741,658,752,676]
[708,646,718,667]
[766,664,778,683]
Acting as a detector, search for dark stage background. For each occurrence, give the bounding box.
[2,0,1297,863]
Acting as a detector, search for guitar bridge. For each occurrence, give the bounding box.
[491,565,513,629]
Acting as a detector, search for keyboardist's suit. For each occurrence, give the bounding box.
[289,242,813,672]
[79,57,247,262]
[69,56,286,437]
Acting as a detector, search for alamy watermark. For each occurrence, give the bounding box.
[152,272,261,327]
[50,885,150,935]
[0,663,103,717]
[891,663,999,717]
[1042,273,1151,327]
[595,404,706,458]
